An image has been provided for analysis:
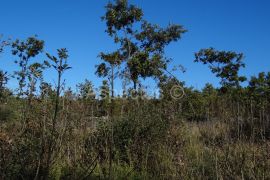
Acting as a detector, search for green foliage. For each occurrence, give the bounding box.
[11,36,45,96]
[0,70,8,100]
[103,0,143,36]
[98,80,110,115]
[46,48,71,74]
[249,71,270,99]
[100,80,110,100]
[195,48,247,88]
[77,79,96,100]
[99,0,187,90]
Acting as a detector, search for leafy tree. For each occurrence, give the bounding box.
[11,36,45,96]
[101,0,142,90]
[100,0,187,91]
[194,48,246,89]
[128,21,186,89]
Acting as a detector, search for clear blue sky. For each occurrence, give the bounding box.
[1,0,270,92]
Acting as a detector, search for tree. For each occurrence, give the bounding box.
[11,36,45,96]
[98,1,186,177]
[0,70,9,101]
[44,48,71,178]
[128,21,186,89]
[100,0,187,92]
[0,36,10,100]
[194,48,248,139]
[77,79,96,119]
[96,52,123,100]
[202,83,218,120]
[77,79,96,101]
[0,71,8,93]
[27,62,47,103]
[100,80,110,100]
[194,48,246,89]
[249,72,270,98]
[46,48,70,124]
[248,71,270,109]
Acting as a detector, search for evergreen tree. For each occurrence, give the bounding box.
[77,79,96,100]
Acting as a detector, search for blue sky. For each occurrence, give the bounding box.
[1,0,270,92]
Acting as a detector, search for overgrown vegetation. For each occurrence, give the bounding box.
[1,0,270,179]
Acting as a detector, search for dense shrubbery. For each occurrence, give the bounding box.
[1,79,270,179]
